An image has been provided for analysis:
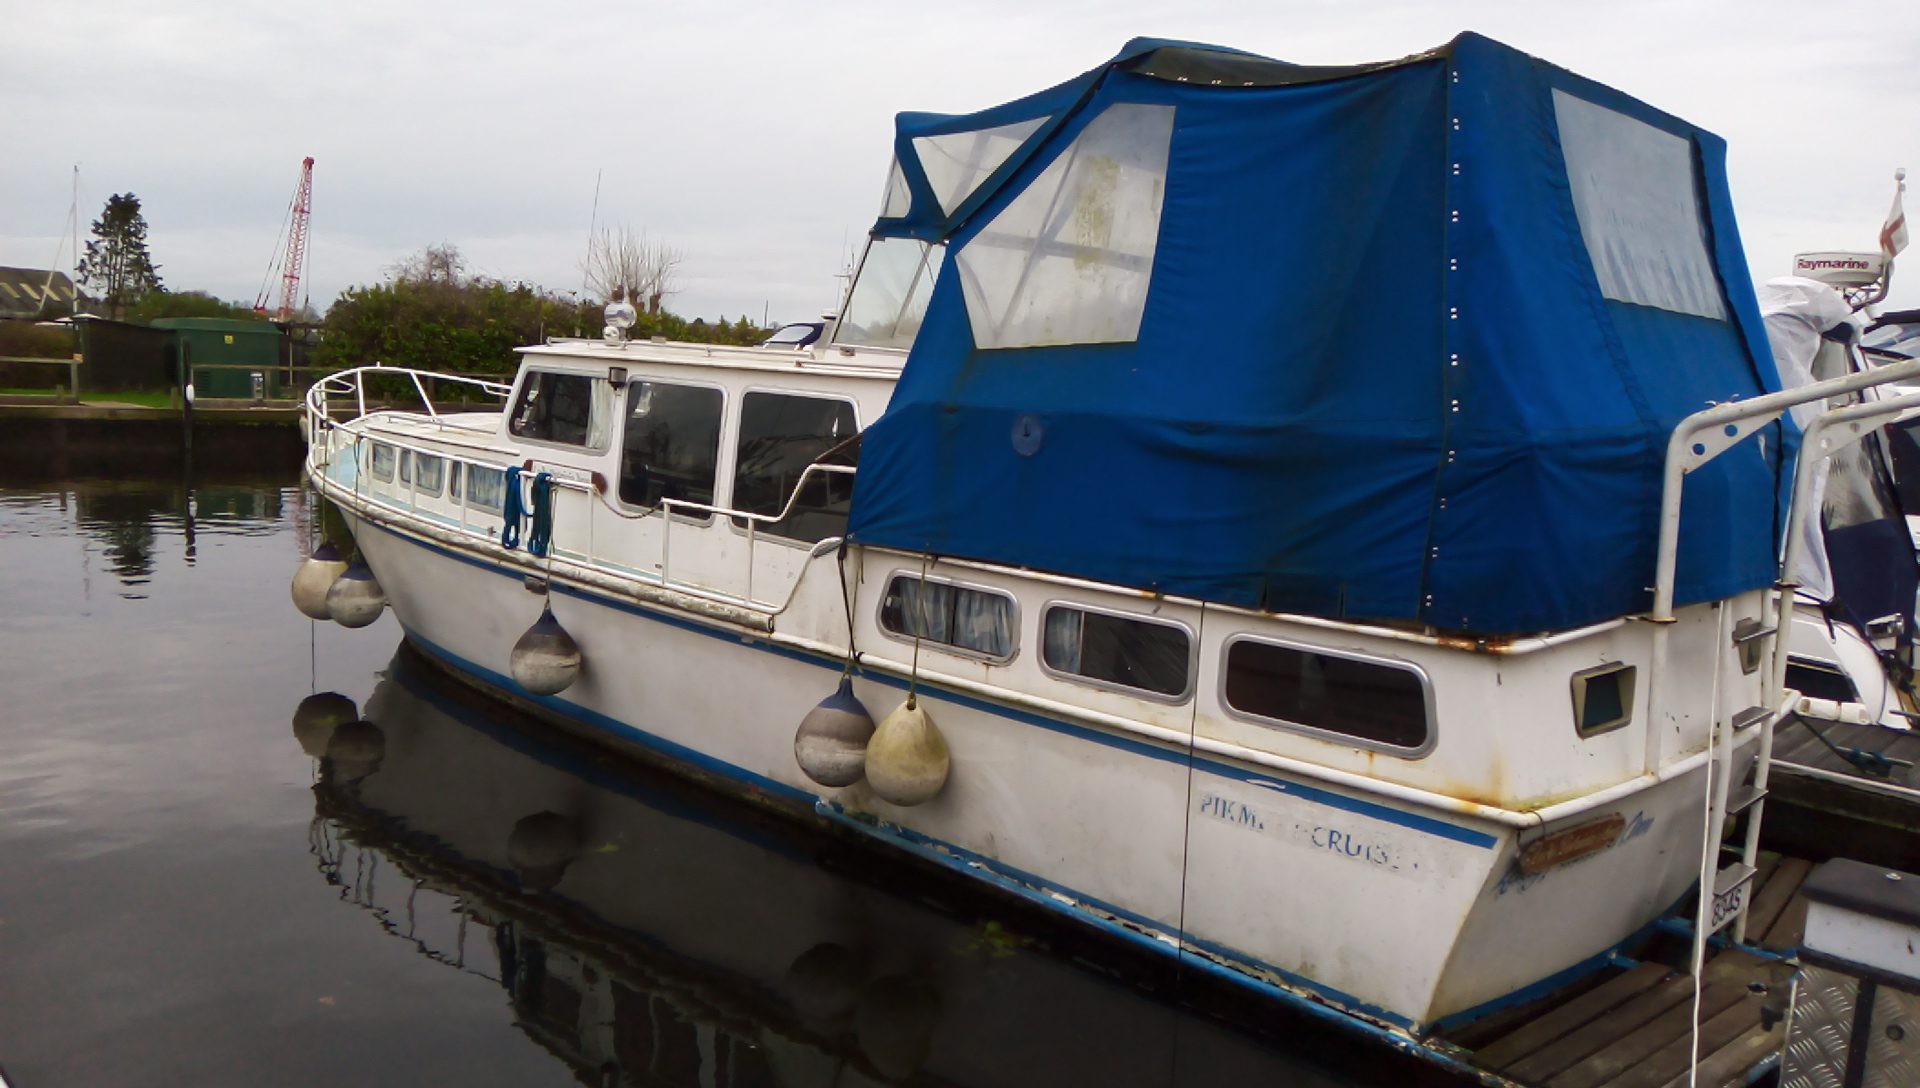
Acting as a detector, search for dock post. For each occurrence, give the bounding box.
[180,342,194,462]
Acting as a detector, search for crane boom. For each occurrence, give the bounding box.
[276,157,315,322]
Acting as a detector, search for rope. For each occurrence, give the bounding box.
[1169,599,1206,1084]
[906,551,931,710]
[1687,604,1733,1087]
[500,466,524,549]
[837,542,858,678]
[1795,713,1900,777]
[527,472,554,558]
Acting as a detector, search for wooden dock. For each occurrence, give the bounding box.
[1441,856,1814,1087]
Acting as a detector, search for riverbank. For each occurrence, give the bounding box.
[0,401,304,476]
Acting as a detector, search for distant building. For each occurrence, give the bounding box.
[0,266,81,319]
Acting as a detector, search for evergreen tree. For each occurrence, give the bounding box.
[77,193,163,319]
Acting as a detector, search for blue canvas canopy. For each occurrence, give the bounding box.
[846,33,1788,635]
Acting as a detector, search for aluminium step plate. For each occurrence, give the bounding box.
[1780,964,1920,1088]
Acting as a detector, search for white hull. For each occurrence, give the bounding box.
[319,657,1395,1086]
[339,504,1755,1033]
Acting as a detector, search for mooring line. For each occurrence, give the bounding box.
[1168,600,1206,1084]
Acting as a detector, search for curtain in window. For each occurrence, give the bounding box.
[588,381,614,449]
[952,587,1011,656]
[1044,609,1083,673]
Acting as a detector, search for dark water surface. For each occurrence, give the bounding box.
[0,470,1440,1087]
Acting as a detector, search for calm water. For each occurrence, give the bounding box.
[0,470,1450,1087]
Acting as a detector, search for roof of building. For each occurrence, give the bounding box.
[0,267,80,319]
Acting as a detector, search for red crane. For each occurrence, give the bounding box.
[255,156,315,321]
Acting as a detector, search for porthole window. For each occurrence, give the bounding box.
[879,574,1017,662]
[1041,604,1191,700]
[1222,638,1432,754]
[370,443,396,482]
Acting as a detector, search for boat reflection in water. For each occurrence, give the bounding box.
[296,649,1411,1088]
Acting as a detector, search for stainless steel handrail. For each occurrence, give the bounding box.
[304,364,513,443]
[1645,356,1920,965]
[318,397,855,614]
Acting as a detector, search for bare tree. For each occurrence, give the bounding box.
[581,226,683,314]
[388,242,466,286]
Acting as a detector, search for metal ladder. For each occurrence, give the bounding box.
[1647,358,1920,970]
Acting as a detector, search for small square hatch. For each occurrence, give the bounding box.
[1571,662,1636,737]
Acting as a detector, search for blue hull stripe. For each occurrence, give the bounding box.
[354,515,1501,850]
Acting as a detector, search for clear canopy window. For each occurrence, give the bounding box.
[911,117,1047,216]
[836,237,942,350]
[880,157,911,219]
[955,102,1174,350]
[1553,90,1727,321]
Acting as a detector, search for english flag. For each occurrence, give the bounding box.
[1883,168,1909,259]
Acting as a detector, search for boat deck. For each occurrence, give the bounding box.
[1762,715,1920,872]
[1771,715,1920,787]
[1443,856,1813,1087]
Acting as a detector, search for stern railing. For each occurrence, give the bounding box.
[1647,356,1920,970]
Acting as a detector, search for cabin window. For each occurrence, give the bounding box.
[1222,638,1432,754]
[1785,657,1859,703]
[955,102,1173,350]
[912,116,1047,216]
[413,454,444,497]
[730,392,857,543]
[1041,604,1191,700]
[447,461,463,501]
[509,370,610,448]
[1570,662,1636,738]
[880,574,1017,662]
[1552,90,1727,321]
[398,451,444,496]
[619,381,724,512]
[837,237,941,349]
[370,443,396,481]
[467,465,507,512]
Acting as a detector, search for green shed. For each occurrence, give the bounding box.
[154,317,285,399]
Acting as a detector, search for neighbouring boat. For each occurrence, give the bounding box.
[299,33,1920,1053]
[1757,208,1920,731]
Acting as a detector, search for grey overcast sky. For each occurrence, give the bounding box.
[2,1,1916,324]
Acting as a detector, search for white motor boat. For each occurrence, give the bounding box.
[296,33,1920,1052]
